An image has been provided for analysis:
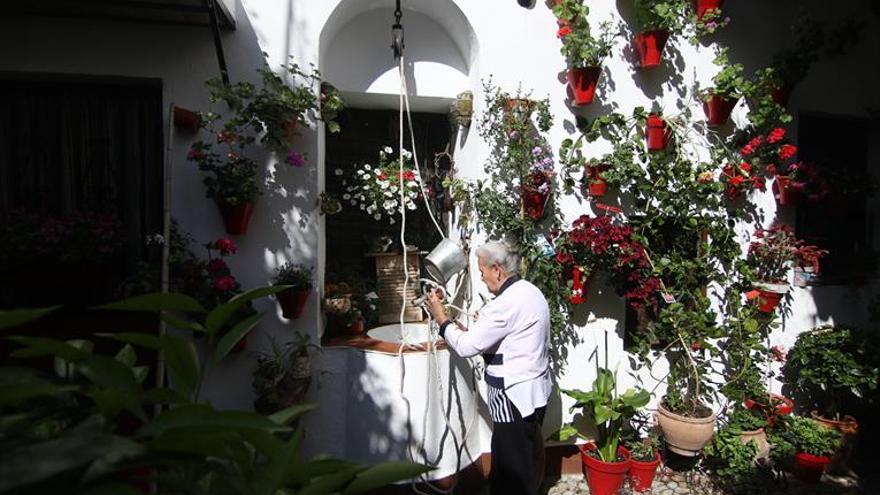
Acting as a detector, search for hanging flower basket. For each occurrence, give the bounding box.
[645,114,671,152]
[633,30,670,69]
[277,288,311,319]
[579,443,630,495]
[694,0,724,20]
[216,200,255,235]
[703,93,739,126]
[567,66,602,106]
[794,452,830,483]
[773,175,799,206]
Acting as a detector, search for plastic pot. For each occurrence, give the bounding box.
[216,200,255,235]
[703,93,739,126]
[645,114,671,151]
[794,452,830,483]
[277,288,311,319]
[633,30,670,68]
[773,175,798,206]
[694,0,724,20]
[628,452,661,492]
[567,66,602,106]
[579,443,630,495]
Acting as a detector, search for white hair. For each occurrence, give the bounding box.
[476,240,520,275]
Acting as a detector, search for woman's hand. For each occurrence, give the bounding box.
[426,288,448,323]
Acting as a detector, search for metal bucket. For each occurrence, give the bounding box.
[424,238,468,283]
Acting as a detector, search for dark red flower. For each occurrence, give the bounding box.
[214,275,236,292]
[779,144,797,160]
[767,128,786,144]
[207,258,227,273]
[557,26,571,38]
[213,237,237,255]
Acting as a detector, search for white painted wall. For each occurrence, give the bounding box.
[2,0,878,477]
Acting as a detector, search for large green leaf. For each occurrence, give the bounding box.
[137,405,289,438]
[0,384,79,406]
[0,306,58,331]
[205,286,287,333]
[96,292,206,314]
[268,403,318,426]
[78,355,141,393]
[81,483,144,495]
[8,336,92,361]
[158,335,200,399]
[342,462,432,494]
[298,466,362,495]
[212,312,262,364]
[161,312,208,335]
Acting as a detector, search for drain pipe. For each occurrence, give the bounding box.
[203,0,229,84]
[155,103,176,415]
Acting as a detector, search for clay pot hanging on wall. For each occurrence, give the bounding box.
[773,175,799,206]
[645,114,671,152]
[277,288,311,319]
[567,66,602,106]
[703,93,739,126]
[633,30,670,68]
[216,201,255,235]
[694,0,724,20]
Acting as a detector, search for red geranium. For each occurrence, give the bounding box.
[214,275,237,292]
[207,258,227,273]
[557,26,571,38]
[213,237,237,255]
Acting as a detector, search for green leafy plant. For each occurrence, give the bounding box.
[703,426,760,487]
[633,0,689,32]
[783,415,842,457]
[627,434,659,461]
[253,333,319,414]
[558,16,616,68]
[273,263,314,291]
[560,368,650,462]
[702,47,746,100]
[782,325,880,418]
[187,115,261,206]
[343,146,425,223]
[320,81,345,133]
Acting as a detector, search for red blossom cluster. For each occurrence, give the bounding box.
[205,237,241,294]
[747,225,827,282]
[720,162,765,199]
[555,215,660,308]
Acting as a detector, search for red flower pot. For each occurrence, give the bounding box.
[277,288,311,319]
[589,179,608,197]
[773,175,798,206]
[347,318,366,335]
[216,201,255,235]
[633,30,670,68]
[567,66,602,106]
[694,0,724,20]
[173,106,201,133]
[794,452,830,484]
[629,452,661,492]
[579,443,630,495]
[645,114,671,152]
[522,189,550,220]
[744,393,793,426]
[703,93,739,126]
[755,289,782,313]
[570,266,589,305]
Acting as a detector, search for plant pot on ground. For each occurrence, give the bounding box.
[253,333,319,415]
[579,443,631,495]
[656,398,716,457]
[783,415,843,484]
[627,437,661,492]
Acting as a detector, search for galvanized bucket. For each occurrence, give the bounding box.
[424,238,468,283]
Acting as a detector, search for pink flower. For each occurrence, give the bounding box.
[286,150,306,167]
[214,275,236,292]
[213,237,237,255]
[770,345,787,362]
[207,258,227,273]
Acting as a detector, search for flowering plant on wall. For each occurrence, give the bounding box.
[187,118,262,207]
[343,146,425,223]
[746,225,826,284]
[740,127,798,175]
[719,162,764,200]
[520,145,556,220]
[0,210,124,264]
[557,16,616,69]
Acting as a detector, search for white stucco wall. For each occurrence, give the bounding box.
[2,0,879,478]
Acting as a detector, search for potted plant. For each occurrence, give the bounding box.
[273,263,314,319]
[644,113,672,151]
[627,435,661,492]
[738,127,803,204]
[745,226,825,313]
[582,161,611,197]
[632,0,688,68]
[560,368,650,495]
[252,333,319,414]
[783,416,843,483]
[319,81,345,133]
[556,3,615,106]
[701,48,745,126]
[520,144,556,220]
[702,423,762,490]
[719,162,764,201]
[343,146,425,224]
[187,118,262,235]
[693,0,723,21]
[782,325,879,433]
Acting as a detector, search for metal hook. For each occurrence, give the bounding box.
[391,0,405,59]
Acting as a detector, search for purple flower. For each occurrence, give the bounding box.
[286,150,306,167]
[532,146,543,156]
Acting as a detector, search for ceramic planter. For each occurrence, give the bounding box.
[794,452,830,483]
[579,443,630,495]
[656,400,716,456]
[810,411,859,435]
[567,66,602,106]
[739,428,771,463]
[589,179,608,197]
[628,452,661,492]
[694,0,724,20]
[773,175,798,206]
[753,282,789,313]
[277,288,311,319]
[216,200,255,235]
[173,106,201,133]
[645,114,671,152]
[703,93,738,126]
[633,30,670,68]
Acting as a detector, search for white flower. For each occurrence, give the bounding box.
[401,149,412,159]
[373,214,382,220]
[384,191,393,197]
[343,194,351,200]
[384,146,393,154]
[362,184,370,190]
[356,169,365,176]
[364,164,372,171]
[365,292,379,300]
[406,181,417,188]
[349,200,357,205]
[407,191,417,199]
[389,185,399,193]
[407,202,417,210]
[334,168,343,176]
[359,204,366,210]
[383,200,396,209]
[389,218,396,224]
[366,205,375,213]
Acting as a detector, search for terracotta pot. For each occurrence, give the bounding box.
[173,106,201,133]
[773,175,798,206]
[628,452,661,492]
[694,0,724,20]
[739,428,770,463]
[633,30,670,68]
[589,179,608,197]
[216,200,255,235]
[703,93,738,126]
[656,400,716,457]
[810,411,859,435]
[794,452,830,483]
[744,393,793,426]
[277,288,311,319]
[753,282,789,313]
[645,114,671,152]
[579,443,630,495]
[567,66,602,106]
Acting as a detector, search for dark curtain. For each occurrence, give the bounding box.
[0,77,164,307]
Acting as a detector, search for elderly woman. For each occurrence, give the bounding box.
[426,240,551,495]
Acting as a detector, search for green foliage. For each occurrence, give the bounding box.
[782,325,880,417]
[0,300,428,495]
[703,426,759,487]
[273,263,314,290]
[782,416,842,457]
[557,9,616,68]
[187,113,262,205]
[705,47,746,99]
[560,368,650,462]
[627,434,658,462]
[633,0,689,32]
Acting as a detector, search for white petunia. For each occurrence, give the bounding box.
[364,164,372,171]
[373,214,382,220]
[407,202,417,210]
[334,168,343,176]
[406,181,417,188]
[389,218,396,224]
[359,204,366,210]
[384,146,393,154]
[401,149,412,159]
[357,170,365,176]
[349,200,357,205]
[343,194,351,200]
